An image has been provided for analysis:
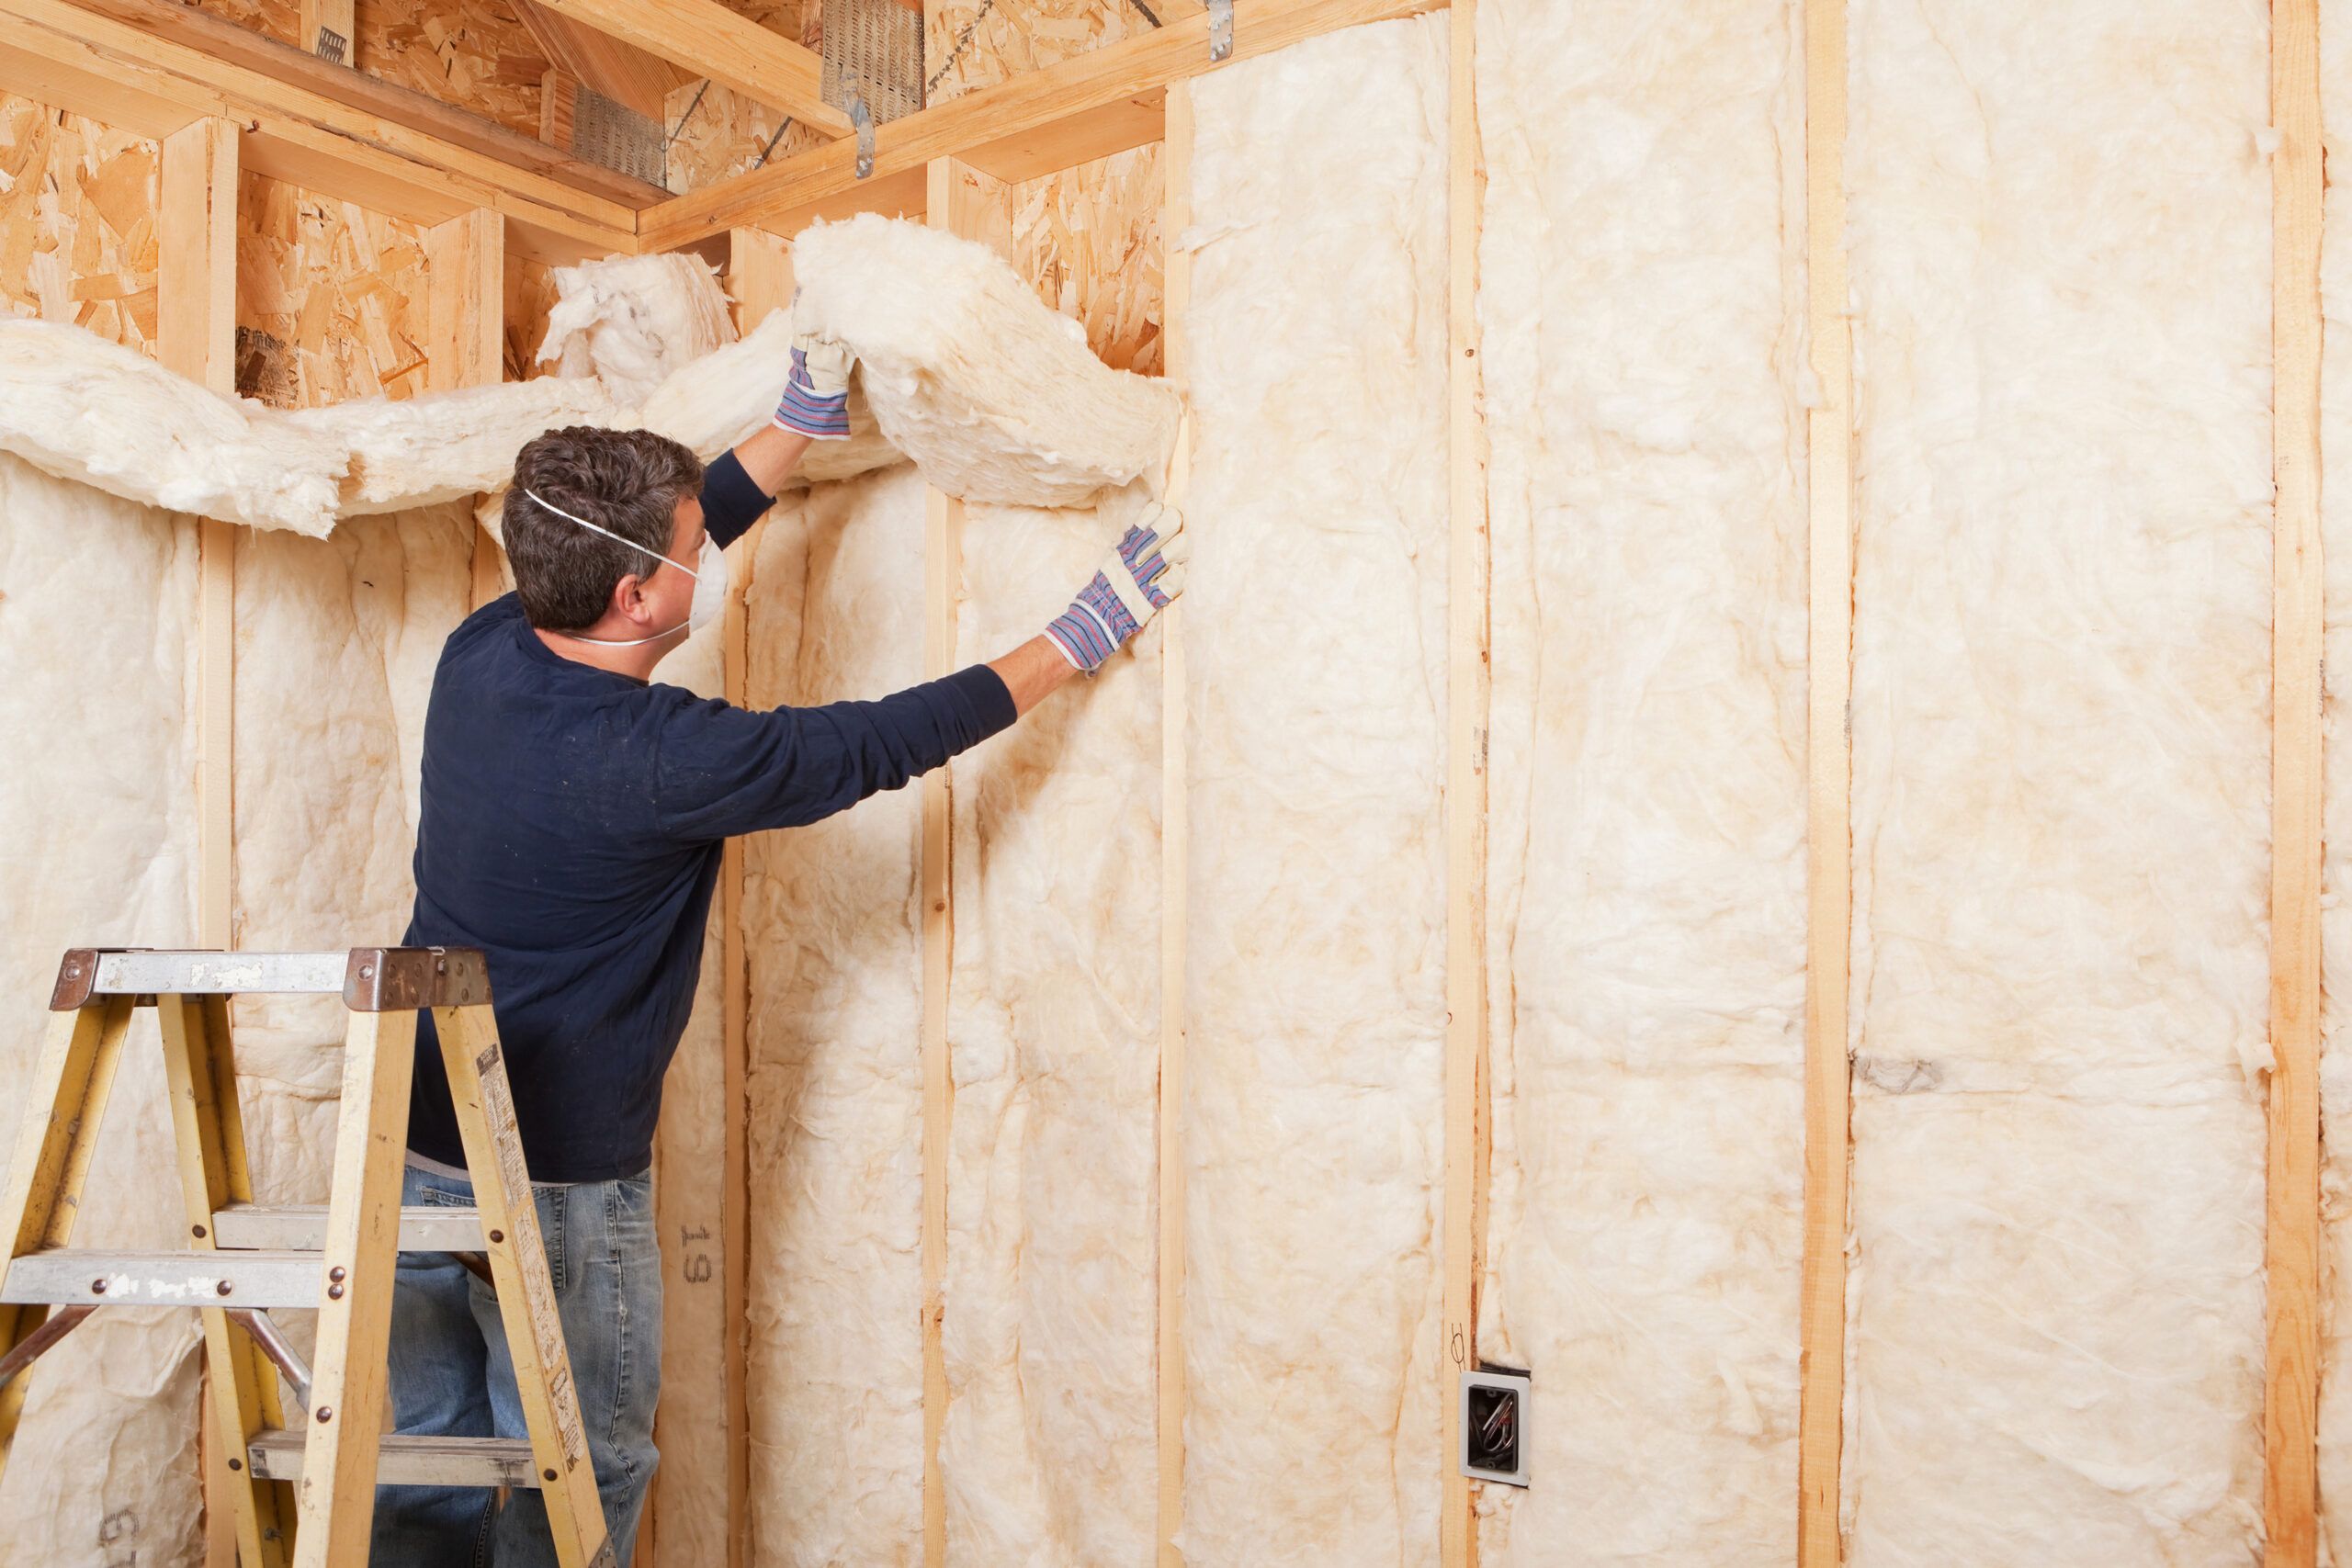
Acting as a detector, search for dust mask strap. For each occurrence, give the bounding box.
[525,488,699,581]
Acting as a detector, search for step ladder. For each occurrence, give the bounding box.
[0,947,616,1568]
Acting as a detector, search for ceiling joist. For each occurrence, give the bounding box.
[525,0,856,141]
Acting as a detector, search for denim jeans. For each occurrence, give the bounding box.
[370,1162,662,1566]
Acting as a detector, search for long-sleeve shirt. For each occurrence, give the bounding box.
[402,452,1016,1181]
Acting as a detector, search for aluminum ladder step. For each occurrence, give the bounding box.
[211,1202,483,1253]
[246,1430,543,1489]
[2,1250,324,1309]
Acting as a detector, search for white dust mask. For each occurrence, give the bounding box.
[526,487,727,647]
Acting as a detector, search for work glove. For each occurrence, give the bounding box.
[1043,502,1189,673]
[774,326,854,439]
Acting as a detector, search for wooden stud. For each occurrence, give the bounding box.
[919,154,1010,1568]
[298,0,354,65]
[1437,0,1489,1557]
[718,224,794,1568]
[2,0,640,263]
[424,208,514,612]
[159,996,294,1568]
[2267,0,2324,1560]
[1155,84,1193,1568]
[434,1005,616,1568]
[291,1007,417,1568]
[159,116,237,953]
[526,0,854,139]
[1797,0,1855,1561]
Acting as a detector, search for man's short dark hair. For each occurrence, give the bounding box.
[503,427,704,631]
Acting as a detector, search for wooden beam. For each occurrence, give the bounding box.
[1797,0,1855,1561]
[53,0,666,209]
[526,0,855,139]
[298,0,353,65]
[919,154,1010,1568]
[515,0,690,120]
[424,208,511,611]
[719,228,793,1568]
[1156,85,1193,1568]
[2266,0,2324,1559]
[637,0,1445,252]
[6,0,643,263]
[1437,0,1488,1557]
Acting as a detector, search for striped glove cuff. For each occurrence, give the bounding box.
[774,345,852,439]
[1044,573,1143,672]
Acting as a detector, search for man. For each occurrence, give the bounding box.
[372,329,1184,1564]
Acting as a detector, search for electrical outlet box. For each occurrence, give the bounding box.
[1460,1367,1531,1486]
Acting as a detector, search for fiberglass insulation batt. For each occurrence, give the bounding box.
[1470,0,1810,1561]
[1179,17,1451,1562]
[0,457,205,1567]
[943,484,1162,1564]
[1842,2,2271,1561]
[742,463,929,1565]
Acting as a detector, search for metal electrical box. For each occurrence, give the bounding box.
[1460,1367,1531,1486]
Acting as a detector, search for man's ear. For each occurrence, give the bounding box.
[609,570,648,622]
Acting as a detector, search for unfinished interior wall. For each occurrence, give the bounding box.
[234,175,432,408]
[741,463,930,1566]
[1178,17,1450,1561]
[1470,1,1809,1560]
[1842,3,2271,1560]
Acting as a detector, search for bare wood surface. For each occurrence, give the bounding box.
[2266,0,2324,1559]
[1797,0,1855,1560]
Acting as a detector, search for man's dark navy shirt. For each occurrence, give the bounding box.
[403,452,1016,1182]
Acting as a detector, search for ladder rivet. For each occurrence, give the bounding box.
[327,1284,344,1300]
[316,1406,333,1423]
[329,1266,346,1282]
[489,1230,504,1244]
[543,1468,557,1483]
[216,1280,232,1296]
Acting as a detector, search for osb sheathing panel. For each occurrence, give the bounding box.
[505,254,563,381]
[192,0,548,139]
[0,95,160,357]
[924,0,1143,99]
[234,172,432,410]
[1010,147,1162,374]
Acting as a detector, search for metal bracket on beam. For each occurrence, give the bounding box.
[1208,0,1233,62]
[848,93,876,180]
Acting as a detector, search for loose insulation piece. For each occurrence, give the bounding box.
[1843,3,2271,1560]
[942,487,1161,1563]
[1471,1,1810,1561]
[742,464,930,1566]
[791,214,1179,506]
[1180,17,1451,1562]
[537,253,739,406]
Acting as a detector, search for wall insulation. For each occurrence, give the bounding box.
[2321,0,2352,1554]
[0,457,203,1567]
[1471,1,1809,1562]
[1842,3,2272,1561]
[1178,17,1451,1562]
[942,488,1161,1563]
[741,463,930,1566]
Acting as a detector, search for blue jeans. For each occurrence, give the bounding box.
[370,1162,662,1566]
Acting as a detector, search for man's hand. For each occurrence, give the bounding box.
[1042,502,1189,673]
[774,326,854,439]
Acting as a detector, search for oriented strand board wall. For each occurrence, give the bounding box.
[0,96,159,355]
[1842,2,2270,1560]
[1470,1,1809,1561]
[192,0,548,138]
[233,174,432,408]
